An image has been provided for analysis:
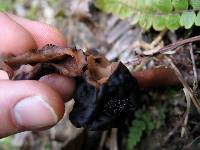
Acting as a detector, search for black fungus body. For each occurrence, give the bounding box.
[69,62,140,130]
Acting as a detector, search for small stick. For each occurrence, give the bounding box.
[109,128,118,150]
[150,28,167,48]
[142,35,200,56]
[162,120,182,145]
[185,135,200,148]
[98,131,108,150]
[181,88,191,137]
[189,43,198,90]
[165,56,200,113]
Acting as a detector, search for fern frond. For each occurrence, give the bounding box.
[127,119,146,150]
[127,108,166,150]
[95,0,200,31]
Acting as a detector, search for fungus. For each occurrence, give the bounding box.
[0,44,179,130]
[70,56,140,130]
[1,45,87,79]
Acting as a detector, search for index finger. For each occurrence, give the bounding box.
[0,12,36,56]
[7,13,67,48]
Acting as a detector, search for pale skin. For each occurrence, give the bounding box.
[0,12,75,138]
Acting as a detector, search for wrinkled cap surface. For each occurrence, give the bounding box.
[69,62,140,130]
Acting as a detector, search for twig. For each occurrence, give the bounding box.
[133,57,150,71]
[146,35,200,56]
[189,43,198,90]
[162,120,182,145]
[185,135,200,148]
[107,128,118,150]
[131,29,166,55]
[123,56,143,66]
[150,28,168,48]
[142,42,164,56]
[125,35,200,65]
[181,88,191,137]
[165,56,200,113]
[131,40,152,50]
[98,131,108,150]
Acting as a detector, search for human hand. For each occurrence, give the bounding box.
[0,12,75,138]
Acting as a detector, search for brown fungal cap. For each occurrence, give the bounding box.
[1,45,87,80]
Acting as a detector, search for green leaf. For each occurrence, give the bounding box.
[145,0,157,12]
[55,9,66,18]
[146,121,155,135]
[125,0,136,8]
[95,0,110,13]
[166,14,180,30]
[0,136,19,150]
[0,1,13,11]
[127,108,166,150]
[95,0,105,10]
[153,15,166,31]
[156,0,173,12]
[191,0,200,10]
[95,0,199,30]
[195,11,200,26]
[136,0,146,10]
[131,13,140,25]
[127,120,146,150]
[96,0,133,19]
[139,14,152,30]
[118,5,134,19]
[180,11,196,29]
[108,1,122,15]
[172,0,188,10]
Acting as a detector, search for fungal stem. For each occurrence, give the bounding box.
[132,68,181,89]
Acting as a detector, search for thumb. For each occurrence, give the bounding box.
[0,80,65,138]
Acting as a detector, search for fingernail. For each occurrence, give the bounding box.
[13,96,58,129]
